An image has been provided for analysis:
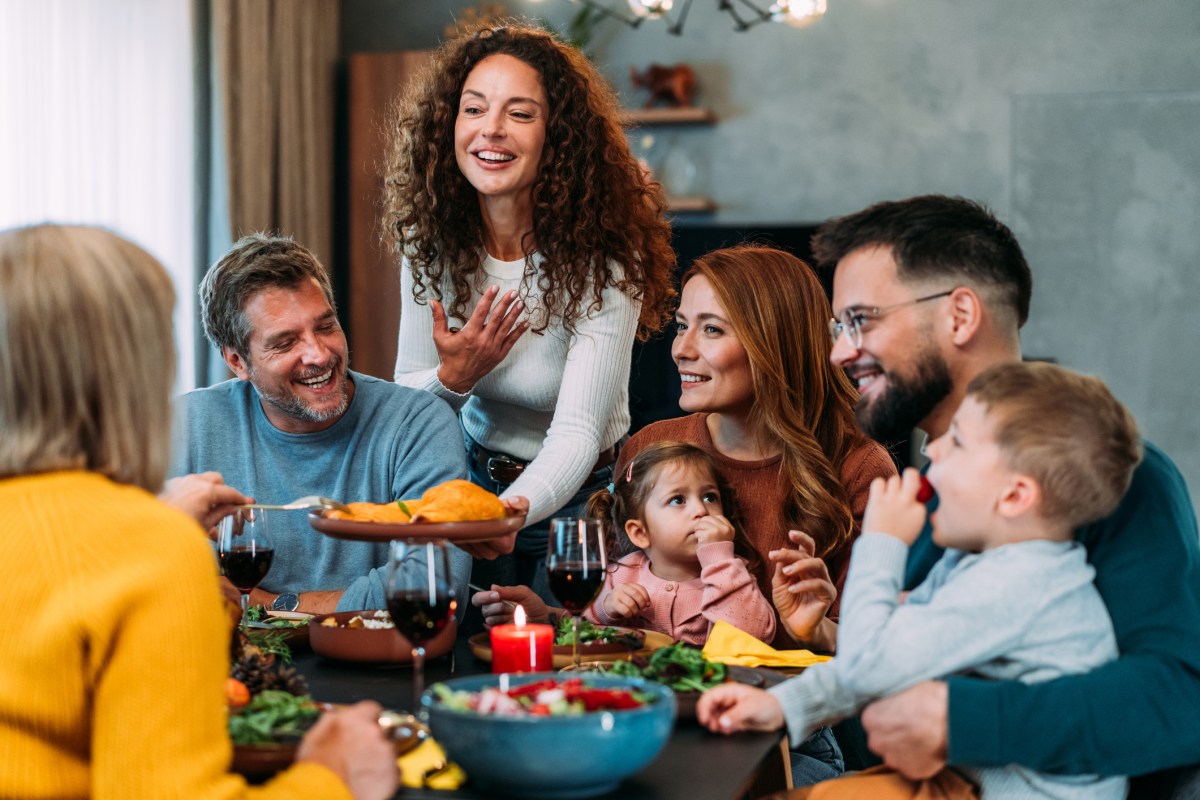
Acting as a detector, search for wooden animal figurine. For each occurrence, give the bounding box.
[629,63,696,109]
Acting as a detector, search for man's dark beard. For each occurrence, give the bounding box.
[856,351,954,445]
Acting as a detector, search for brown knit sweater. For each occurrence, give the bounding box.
[618,414,896,647]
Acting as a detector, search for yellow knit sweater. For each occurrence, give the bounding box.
[0,471,351,800]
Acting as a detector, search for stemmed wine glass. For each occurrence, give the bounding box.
[546,517,607,669]
[386,539,457,717]
[216,509,275,629]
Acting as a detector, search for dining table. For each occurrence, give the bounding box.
[295,630,791,800]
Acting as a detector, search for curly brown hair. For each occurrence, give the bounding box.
[685,246,871,560]
[380,21,676,340]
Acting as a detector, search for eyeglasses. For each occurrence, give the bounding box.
[828,290,954,348]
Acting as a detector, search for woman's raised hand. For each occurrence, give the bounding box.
[770,530,838,652]
[432,286,529,393]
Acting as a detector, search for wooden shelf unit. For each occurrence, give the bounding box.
[620,106,717,126]
[622,108,718,213]
[667,195,718,213]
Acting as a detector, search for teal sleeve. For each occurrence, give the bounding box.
[947,442,1200,775]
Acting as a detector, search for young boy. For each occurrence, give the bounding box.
[697,361,1143,799]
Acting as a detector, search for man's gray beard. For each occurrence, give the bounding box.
[250,365,351,425]
[856,350,954,446]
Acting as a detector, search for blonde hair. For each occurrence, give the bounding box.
[0,224,177,491]
[967,361,1143,529]
[584,441,761,574]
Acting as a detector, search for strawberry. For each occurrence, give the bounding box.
[917,476,935,503]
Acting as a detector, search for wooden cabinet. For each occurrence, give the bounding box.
[346,51,431,380]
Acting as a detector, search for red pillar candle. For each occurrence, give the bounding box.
[490,605,554,674]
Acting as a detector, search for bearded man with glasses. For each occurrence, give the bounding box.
[811,194,1200,799]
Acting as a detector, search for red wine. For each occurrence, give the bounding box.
[219,546,274,591]
[386,591,455,646]
[547,561,604,611]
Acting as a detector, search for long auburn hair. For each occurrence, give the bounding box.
[380,21,676,340]
[685,246,868,559]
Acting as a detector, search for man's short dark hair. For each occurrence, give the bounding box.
[200,232,336,357]
[811,195,1033,327]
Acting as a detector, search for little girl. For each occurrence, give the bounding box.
[582,441,776,645]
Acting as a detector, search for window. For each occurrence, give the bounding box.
[0,0,195,393]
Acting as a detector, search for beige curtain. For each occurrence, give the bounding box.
[211,0,338,264]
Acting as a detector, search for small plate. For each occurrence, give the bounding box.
[552,625,645,656]
[469,628,673,669]
[308,511,526,543]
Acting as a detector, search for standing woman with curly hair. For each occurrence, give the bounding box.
[381,22,676,595]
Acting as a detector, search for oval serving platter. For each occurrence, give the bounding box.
[308,511,526,544]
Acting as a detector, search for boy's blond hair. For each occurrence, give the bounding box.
[967,361,1142,530]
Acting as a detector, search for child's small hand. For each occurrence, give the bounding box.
[862,468,929,545]
[603,582,650,620]
[696,683,785,734]
[692,514,735,545]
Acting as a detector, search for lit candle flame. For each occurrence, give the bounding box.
[514,604,526,627]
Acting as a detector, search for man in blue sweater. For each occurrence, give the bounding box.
[812,195,1200,794]
[171,233,487,615]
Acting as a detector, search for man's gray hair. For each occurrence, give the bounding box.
[200,232,336,356]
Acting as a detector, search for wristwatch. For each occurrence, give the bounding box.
[272,592,300,612]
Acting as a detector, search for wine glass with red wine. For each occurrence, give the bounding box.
[546,517,607,669]
[386,539,457,716]
[216,509,275,629]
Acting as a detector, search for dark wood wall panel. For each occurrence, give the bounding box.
[346,51,431,380]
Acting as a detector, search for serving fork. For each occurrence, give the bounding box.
[237,495,352,513]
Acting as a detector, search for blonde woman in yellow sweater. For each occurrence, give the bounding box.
[0,225,399,800]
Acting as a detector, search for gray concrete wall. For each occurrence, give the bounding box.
[343,0,1200,508]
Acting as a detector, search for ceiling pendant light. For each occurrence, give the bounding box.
[769,0,827,28]
[627,0,673,19]
[567,0,826,35]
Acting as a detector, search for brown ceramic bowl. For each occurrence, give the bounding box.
[231,742,299,779]
[309,610,457,665]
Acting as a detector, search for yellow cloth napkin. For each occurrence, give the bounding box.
[702,620,832,669]
[397,737,465,790]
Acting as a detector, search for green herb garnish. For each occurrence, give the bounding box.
[609,642,727,692]
[554,617,642,648]
[228,690,319,745]
[246,627,295,665]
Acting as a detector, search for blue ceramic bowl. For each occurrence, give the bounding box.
[423,672,676,798]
